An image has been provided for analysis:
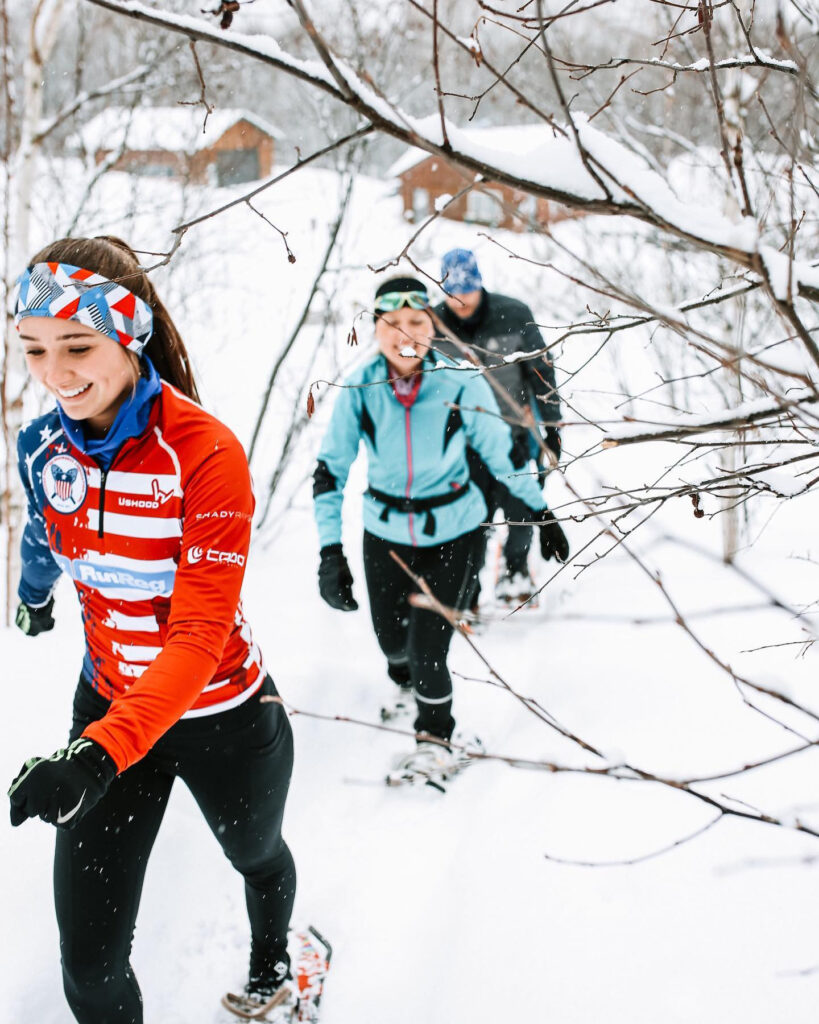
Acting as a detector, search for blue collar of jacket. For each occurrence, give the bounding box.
[58,357,163,469]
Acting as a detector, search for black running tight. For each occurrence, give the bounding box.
[362,529,481,739]
[55,675,296,1024]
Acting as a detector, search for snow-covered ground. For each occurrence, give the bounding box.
[2,162,819,1023]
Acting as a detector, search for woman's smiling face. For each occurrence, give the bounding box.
[18,317,138,434]
[374,306,435,375]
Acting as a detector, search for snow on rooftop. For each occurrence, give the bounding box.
[387,123,566,180]
[72,106,284,154]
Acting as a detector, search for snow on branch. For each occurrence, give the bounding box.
[565,50,801,77]
[82,0,344,99]
[601,395,819,447]
[85,0,819,314]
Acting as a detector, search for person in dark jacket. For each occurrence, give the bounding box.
[312,275,568,778]
[433,248,561,602]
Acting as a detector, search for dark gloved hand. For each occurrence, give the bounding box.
[15,597,55,636]
[538,509,570,563]
[318,544,358,611]
[544,427,561,462]
[509,431,531,470]
[8,737,116,829]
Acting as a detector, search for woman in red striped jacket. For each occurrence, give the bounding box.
[7,236,297,1023]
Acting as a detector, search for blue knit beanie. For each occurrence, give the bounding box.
[440,249,483,295]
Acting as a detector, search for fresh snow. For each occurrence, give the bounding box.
[649,51,798,72]
[434,192,454,212]
[90,0,338,91]
[759,244,819,301]
[72,107,284,155]
[602,395,817,442]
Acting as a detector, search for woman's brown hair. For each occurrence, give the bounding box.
[28,236,201,403]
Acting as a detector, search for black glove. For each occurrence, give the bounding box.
[544,427,561,461]
[15,597,55,636]
[538,509,570,563]
[509,431,531,470]
[8,737,116,829]
[318,544,358,611]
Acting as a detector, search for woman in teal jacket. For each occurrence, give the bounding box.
[313,276,568,774]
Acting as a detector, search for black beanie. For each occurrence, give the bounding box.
[374,276,429,300]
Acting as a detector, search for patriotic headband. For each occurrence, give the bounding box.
[14,261,154,355]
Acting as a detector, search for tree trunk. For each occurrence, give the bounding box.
[1,0,65,624]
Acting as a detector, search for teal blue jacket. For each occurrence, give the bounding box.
[313,351,546,548]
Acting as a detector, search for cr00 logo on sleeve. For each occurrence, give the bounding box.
[186,545,245,567]
[42,454,87,514]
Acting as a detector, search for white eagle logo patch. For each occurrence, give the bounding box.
[43,454,88,514]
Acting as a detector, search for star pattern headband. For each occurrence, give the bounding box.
[14,261,154,355]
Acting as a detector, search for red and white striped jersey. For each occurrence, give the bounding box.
[17,382,265,772]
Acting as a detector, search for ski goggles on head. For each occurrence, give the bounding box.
[13,261,154,356]
[374,290,429,313]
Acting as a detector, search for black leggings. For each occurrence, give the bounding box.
[55,675,296,1024]
[362,529,481,740]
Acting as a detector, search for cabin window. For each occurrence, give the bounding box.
[466,189,503,226]
[412,187,430,220]
[215,148,261,186]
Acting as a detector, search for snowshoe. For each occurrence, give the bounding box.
[386,733,483,791]
[495,568,539,606]
[292,926,332,1023]
[222,927,332,1023]
[222,981,295,1021]
[379,682,415,722]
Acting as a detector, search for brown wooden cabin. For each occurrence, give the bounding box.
[76,107,282,186]
[390,127,582,231]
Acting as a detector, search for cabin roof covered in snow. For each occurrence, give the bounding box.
[387,124,555,179]
[72,107,284,154]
